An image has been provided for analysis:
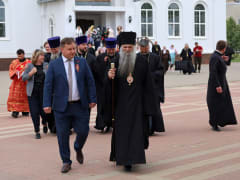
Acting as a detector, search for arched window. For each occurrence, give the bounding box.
[0,0,5,37]
[194,4,206,37]
[168,3,180,37]
[49,18,54,37]
[141,3,153,37]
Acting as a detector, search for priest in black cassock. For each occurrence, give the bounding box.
[107,32,157,171]
[137,38,165,135]
[43,36,62,134]
[76,35,96,73]
[207,40,237,131]
[44,36,61,63]
[94,38,119,132]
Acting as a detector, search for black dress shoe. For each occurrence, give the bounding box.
[212,126,221,132]
[43,126,48,134]
[35,133,41,139]
[76,150,84,164]
[149,128,154,136]
[61,163,71,173]
[124,165,132,172]
[22,112,29,116]
[12,112,19,118]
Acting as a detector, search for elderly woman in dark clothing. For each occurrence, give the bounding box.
[180,44,194,75]
[23,50,48,139]
[207,40,237,131]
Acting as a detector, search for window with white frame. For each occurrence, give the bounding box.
[49,18,54,37]
[141,3,153,37]
[0,0,5,38]
[194,4,206,37]
[168,3,180,37]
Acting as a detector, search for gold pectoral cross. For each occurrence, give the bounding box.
[127,73,134,86]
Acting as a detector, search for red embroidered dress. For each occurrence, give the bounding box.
[7,59,31,112]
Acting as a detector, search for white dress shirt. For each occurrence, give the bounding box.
[62,55,80,101]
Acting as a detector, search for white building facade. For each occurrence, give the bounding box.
[0,0,226,61]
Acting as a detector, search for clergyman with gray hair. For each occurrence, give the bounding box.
[106,32,157,171]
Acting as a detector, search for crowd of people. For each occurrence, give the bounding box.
[6,26,237,173]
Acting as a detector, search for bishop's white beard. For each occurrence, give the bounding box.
[50,52,60,60]
[118,47,136,77]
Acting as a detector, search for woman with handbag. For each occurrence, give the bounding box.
[22,50,48,139]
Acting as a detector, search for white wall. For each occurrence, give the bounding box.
[0,0,42,58]
[0,0,227,59]
[40,0,66,46]
[64,0,76,37]
[126,0,226,53]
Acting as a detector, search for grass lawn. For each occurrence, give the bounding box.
[232,54,240,62]
[232,58,240,62]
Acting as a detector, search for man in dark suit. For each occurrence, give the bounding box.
[43,38,97,173]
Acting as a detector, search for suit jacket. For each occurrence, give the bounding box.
[43,56,97,112]
[22,63,48,96]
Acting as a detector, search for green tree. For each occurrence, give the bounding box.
[227,17,240,50]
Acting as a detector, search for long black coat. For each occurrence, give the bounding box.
[152,45,161,56]
[137,52,165,133]
[106,55,157,165]
[76,52,96,74]
[44,53,51,63]
[43,52,61,133]
[207,51,237,127]
[94,52,119,130]
[161,50,170,73]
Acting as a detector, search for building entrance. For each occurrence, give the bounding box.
[76,19,94,34]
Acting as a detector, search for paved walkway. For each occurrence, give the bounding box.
[0,63,239,180]
[1,63,240,105]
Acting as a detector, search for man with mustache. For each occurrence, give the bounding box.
[107,32,157,171]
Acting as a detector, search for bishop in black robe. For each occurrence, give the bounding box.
[106,32,157,171]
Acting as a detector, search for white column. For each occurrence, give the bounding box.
[64,0,76,37]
